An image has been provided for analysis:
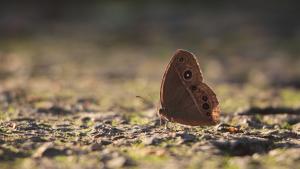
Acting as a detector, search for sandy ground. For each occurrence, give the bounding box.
[0,33,300,169]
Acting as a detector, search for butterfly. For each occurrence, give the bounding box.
[158,49,220,126]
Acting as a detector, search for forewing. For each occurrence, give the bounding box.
[160,49,219,125]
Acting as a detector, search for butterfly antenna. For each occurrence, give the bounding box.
[136,95,155,108]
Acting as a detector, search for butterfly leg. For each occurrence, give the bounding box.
[158,108,165,126]
[159,116,162,126]
[158,107,171,130]
[164,121,169,130]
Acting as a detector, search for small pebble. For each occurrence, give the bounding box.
[106,156,127,168]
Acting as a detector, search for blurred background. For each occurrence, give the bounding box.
[0,1,300,88]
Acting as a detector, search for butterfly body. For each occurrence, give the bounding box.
[159,49,220,126]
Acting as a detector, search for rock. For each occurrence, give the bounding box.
[94,123,123,137]
[175,132,196,144]
[211,136,271,156]
[292,123,300,134]
[246,117,264,129]
[141,147,167,156]
[199,134,214,140]
[215,123,241,133]
[90,143,103,151]
[37,105,73,115]
[32,143,71,158]
[191,142,217,153]
[42,147,72,157]
[99,139,113,145]
[106,156,127,168]
[91,139,113,151]
[0,146,28,160]
[142,136,160,145]
[81,116,92,123]
[181,133,196,142]
[130,125,143,134]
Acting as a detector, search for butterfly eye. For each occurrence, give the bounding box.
[202,96,208,101]
[202,103,210,110]
[183,70,192,80]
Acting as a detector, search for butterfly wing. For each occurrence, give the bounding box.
[159,49,220,126]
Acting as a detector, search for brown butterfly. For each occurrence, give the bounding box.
[158,49,220,126]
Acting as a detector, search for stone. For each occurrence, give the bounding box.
[106,156,127,168]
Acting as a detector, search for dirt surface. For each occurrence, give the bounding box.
[0,40,300,169]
